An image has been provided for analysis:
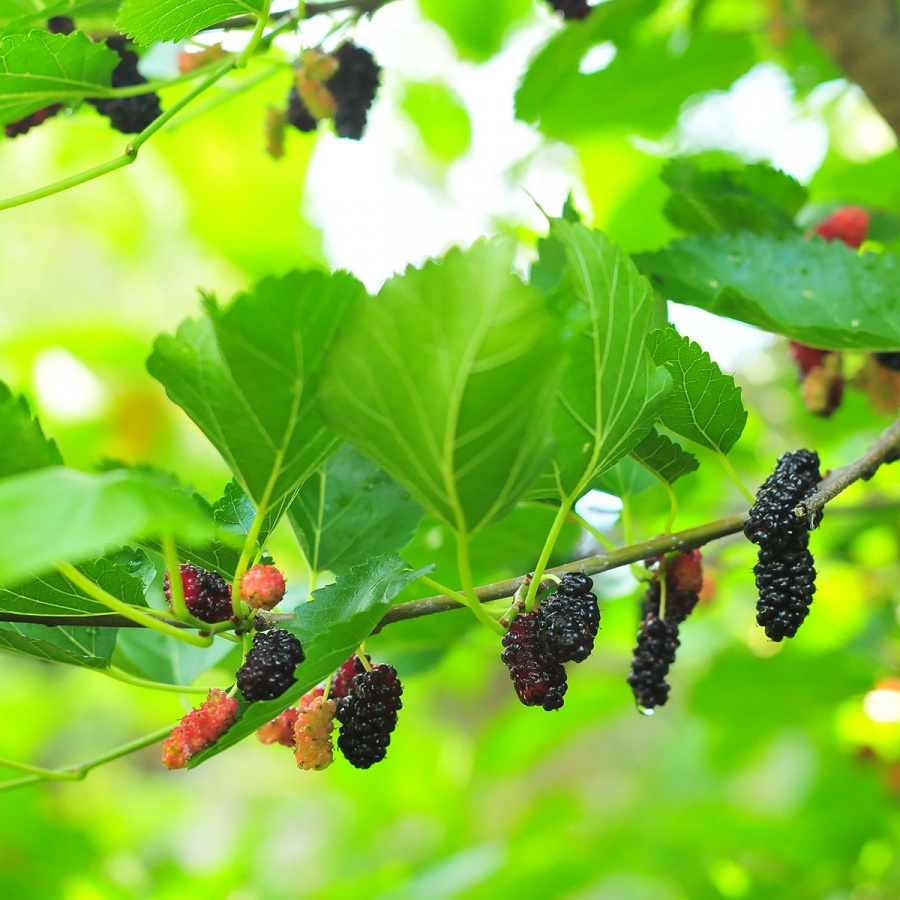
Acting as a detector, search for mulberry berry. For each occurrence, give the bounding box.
[812,206,869,248]
[89,39,162,134]
[164,563,233,624]
[327,43,380,140]
[285,85,318,132]
[745,449,823,641]
[627,615,680,712]
[5,105,62,138]
[501,611,567,711]
[257,706,302,746]
[546,0,591,18]
[240,564,286,610]
[294,694,337,771]
[329,653,370,701]
[236,629,305,702]
[161,688,239,769]
[335,664,403,768]
[538,572,600,663]
[875,353,900,372]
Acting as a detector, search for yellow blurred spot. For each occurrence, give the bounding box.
[708,859,751,898]
[863,686,900,723]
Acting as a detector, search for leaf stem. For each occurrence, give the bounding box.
[235,0,273,69]
[0,726,172,792]
[523,499,574,611]
[571,509,618,552]
[717,452,756,505]
[418,575,469,608]
[102,667,213,695]
[57,562,214,648]
[455,535,505,635]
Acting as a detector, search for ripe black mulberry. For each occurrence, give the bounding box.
[627,614,680,712]
[335,664,403,768]
[501,611,567,711]
[164,563,233,624]
[538,572,600,663]
[328,42,381,140]
[89,38,162,134]
[236,629,305,702]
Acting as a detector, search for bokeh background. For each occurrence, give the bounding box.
[4,0,900,897]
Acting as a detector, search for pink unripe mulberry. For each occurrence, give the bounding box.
[162,689,239,769]
[240,564,286,610]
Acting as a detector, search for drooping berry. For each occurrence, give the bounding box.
[161,689,239,769]
[501,611,567,711]
[335,664,403,769]
[240,564,286,610]
[627,614,680,712]
[4,104,62,138]
[745,449,823,641]
[546,0,591,19]
[538,572,600,663]
[164,563,234,624]
[327,42,381,140]
[812,205,869,248]
[257,706,302,746]
[236,629,305,702]
[329,653,371,701]
[294,694,337,771]
[89,38,162,134]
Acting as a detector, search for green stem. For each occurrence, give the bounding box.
[455,535,504,635]
[662,481,679,535]
[0,726,173,792]
[161,534,190,623]
[571,510,618,552]
[418,575,469,608]
[524,499,575,611]
[717,452,756,505]
[235,0,273,68]
[57,562,213,648]
[102,667,213,695]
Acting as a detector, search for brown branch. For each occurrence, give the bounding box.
[797,0,900,143]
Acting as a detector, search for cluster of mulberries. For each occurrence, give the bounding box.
[89,38,162,134]
[628,551,703,712]
[329,653,371,700]
[546,0,592,19]
[285,42,381,140]
[335,664,403,769]
[501,610,569,711]
[538,572,600,663]
[164,563,234,624]
[236,628,305,702]
[744,449,822,641]
[161,689,239,769]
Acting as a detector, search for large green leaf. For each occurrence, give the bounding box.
[647,327,747,454]
[0,1,119,33]
[288,444,424,576]
[116,0,265,46]
[0,621,116,667]
[0,467,214,586]
[636,232,900,350]
[189,554,429,766]
[416,0,531,62]
[115,628,236,686]
[595,427,698,498]
[661,158,806,236]
[516,14,755,140]
[319,240,565,535]
[0,382,61,476]
[0,556,148,617]
[0,31,117,125]
[147,271,365,518]
[528,221,672,501]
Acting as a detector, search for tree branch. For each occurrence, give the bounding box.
[797,0,900,144]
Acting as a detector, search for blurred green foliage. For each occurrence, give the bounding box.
[3,0,900,897]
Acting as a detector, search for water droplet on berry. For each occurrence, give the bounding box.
[638,705,655,717]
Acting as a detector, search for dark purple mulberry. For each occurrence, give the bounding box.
[546,0,591,19]
[745,449,823,641]
[875,352,900,372]
[89,39,162,134]
[285,85,318,132]
[164,563,233,624]
[501,611,567,711]
[4,105,62,138]
[627,614,680,712]
[327,42,380,140]
[236,629,305,702]
[335,664,403,768]
[538,572,600,663]
[329,653,371,701]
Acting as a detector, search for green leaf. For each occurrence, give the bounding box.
[661,157,806,236]
[516,14,755,140]
[147,270,365,517]
[0,382,61,476]
[0,621,116,667]
[0,556,148,617]
[528,221,672,501]
[647,327,747,454]
[416,0,531,61]
[629,427,699,484]
[319,240,565,535]
[636,232,900,350]
[189,554,429,766]
[288,444,424,575]
[0,2,119,34]
[116,0,265,46]
[0,31,117,125]
[115,628,236,686]
[0,467,214,586]
[211,479,277,550]
[400,81,471,165]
